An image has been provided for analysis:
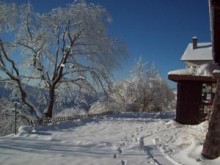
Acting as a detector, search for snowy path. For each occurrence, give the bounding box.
[0,112,216,165]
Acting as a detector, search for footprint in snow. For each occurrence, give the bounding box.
[139,137,144,147]
[105,142,113,147]
[121,159,127,165]
[117,147,122,154]
[113,154,117,159]
[120,141,126,147]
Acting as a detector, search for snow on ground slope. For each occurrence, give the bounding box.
[0,112,220,165]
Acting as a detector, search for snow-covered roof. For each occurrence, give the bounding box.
[181,42,212,61]
[168,63,220,77]
[168,68,194,76]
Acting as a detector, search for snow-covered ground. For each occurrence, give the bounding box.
[0,112,220,165]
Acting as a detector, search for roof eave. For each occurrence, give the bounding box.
[180,59,213,61]
[168,74,216,82]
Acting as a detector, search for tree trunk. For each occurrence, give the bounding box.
[46,86,55,118]
[202,78,220,159]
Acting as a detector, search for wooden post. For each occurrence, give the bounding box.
[14,102,18,135]
[202,75,220,159]
[202,0,220,159]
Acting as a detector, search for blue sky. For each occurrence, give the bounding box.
[6,0,211,87]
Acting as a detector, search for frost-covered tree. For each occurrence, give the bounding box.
[111,58,174,112]
[0,1,127,119]
[0,2,40,119]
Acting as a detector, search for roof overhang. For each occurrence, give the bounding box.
[209,0,220,64]
[168,74,216,82]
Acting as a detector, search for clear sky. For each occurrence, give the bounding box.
[5,0,211,88]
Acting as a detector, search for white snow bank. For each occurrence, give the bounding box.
[196,63,220,76]
[168,67,195,75]
[213,69,220,77]
[18,126,32,133]
[14,126,34,137]
[168,63,220,77]
[170,120,220,165]
[213,69,220,74]
[0,112,220,165]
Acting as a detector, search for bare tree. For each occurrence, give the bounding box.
[0,1,127,119]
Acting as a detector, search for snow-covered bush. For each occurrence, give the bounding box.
[54,92,99,116]
[18,126,32,133]
[0,99,31,136]
[111,58,175,112]
[55,108,88,117]
[89,98,123,114]
[0,111,30,136]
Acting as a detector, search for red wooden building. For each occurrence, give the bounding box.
[169,0,220,125]
[169,74,216,124]
[168,38,217,124]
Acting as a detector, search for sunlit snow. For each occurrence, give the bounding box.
[168,63,220,77]
[1,112,220,165]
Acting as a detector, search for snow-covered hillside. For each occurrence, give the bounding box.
[0,112,219,165]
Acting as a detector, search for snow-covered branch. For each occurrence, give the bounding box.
[0,0,127,119]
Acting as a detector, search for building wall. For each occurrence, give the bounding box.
[185,60,213,67]
[176,81,202,124]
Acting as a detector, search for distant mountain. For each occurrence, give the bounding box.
[0,82,11,99]
[0,81,100,112]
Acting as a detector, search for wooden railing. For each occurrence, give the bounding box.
[30,111,113,126]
